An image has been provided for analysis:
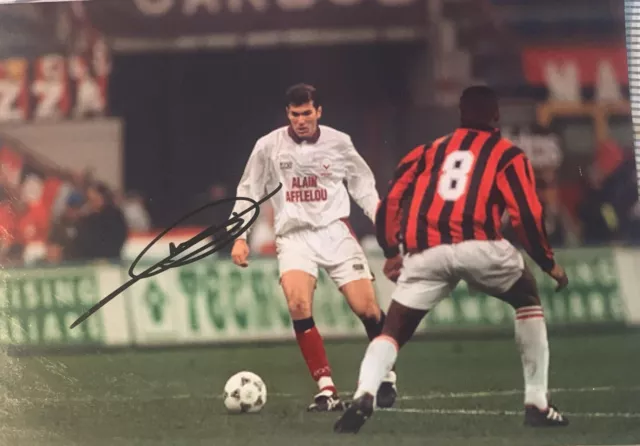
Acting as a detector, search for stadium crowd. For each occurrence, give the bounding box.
[213,135,640,255]
[533,139,640,247]
[0,166,151,267]
[219,136,640,254]
[0,137,637,268]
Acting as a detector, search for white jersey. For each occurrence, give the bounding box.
[230,125,380,239]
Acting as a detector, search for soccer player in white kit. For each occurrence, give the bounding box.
[229,83,397,412]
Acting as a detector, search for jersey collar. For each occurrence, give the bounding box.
[288,126,321,144]
[460,123,501,135]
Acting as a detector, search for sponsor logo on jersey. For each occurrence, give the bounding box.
[320,159,331,177]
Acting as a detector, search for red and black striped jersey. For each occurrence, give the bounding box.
[375,126,556,272]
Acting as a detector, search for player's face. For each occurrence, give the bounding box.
[86,187,105,211]
[286,102,322,138]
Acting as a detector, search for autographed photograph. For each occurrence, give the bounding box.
[0,0,639,445]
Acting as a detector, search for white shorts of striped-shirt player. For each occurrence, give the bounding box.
[391,239,525,311]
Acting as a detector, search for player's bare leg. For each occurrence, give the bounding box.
[281,270,344,412]
[334,300,427,434]
[493,266,569,427]
[340,278,398,408]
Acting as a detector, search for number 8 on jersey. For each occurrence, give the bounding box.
[437,151,475,201]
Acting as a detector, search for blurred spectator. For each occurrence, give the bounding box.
[0,177,49,265]
[595,154,639,243]
[536,167,580,247]
[50,169,93,222]
[74,182,128,261]
[577,173,614,245]
[576,141,638,245]
[248,202,276,256]
[120,191,152,233]
[591,140,625,188]
[50,181,77,222]
[43,191,86,265]
[14,198,49,249]
[0,173,15,258]
[187,183,234,255]
[0,200,17,265]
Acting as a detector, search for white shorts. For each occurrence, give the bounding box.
[391,239,525,311]
[275,219,373,288]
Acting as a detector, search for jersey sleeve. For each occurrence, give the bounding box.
[375,145,424,258]
[495,149,555,272]
[344,138,380,223]
[229,138,269,240]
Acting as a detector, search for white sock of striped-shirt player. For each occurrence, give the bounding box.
[515,305,550,411]
[353,335,398,400]
[354,306,550,410]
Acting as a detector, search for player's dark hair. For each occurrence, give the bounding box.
[89,181,115,206]
[459,85,499,127]
[286,83,320,109]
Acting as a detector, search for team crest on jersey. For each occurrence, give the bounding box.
[320,159,331,177]
[280,161,293,170]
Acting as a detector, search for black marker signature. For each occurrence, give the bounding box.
[69,182,283,329]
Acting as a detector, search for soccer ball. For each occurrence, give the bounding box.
[223,371,267,414]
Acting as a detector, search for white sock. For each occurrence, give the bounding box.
[317,376,335,393]
[515,305,549,410]
[382,370,397,385]
[354,336,398,398]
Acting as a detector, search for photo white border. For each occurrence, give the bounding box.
[625,0,640,194]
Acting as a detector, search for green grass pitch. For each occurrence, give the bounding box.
[1,331,639,446]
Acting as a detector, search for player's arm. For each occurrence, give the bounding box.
[229,138,269,241]
[495,148,555,272]
[375,145,425,258]
[344,138,381,223]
